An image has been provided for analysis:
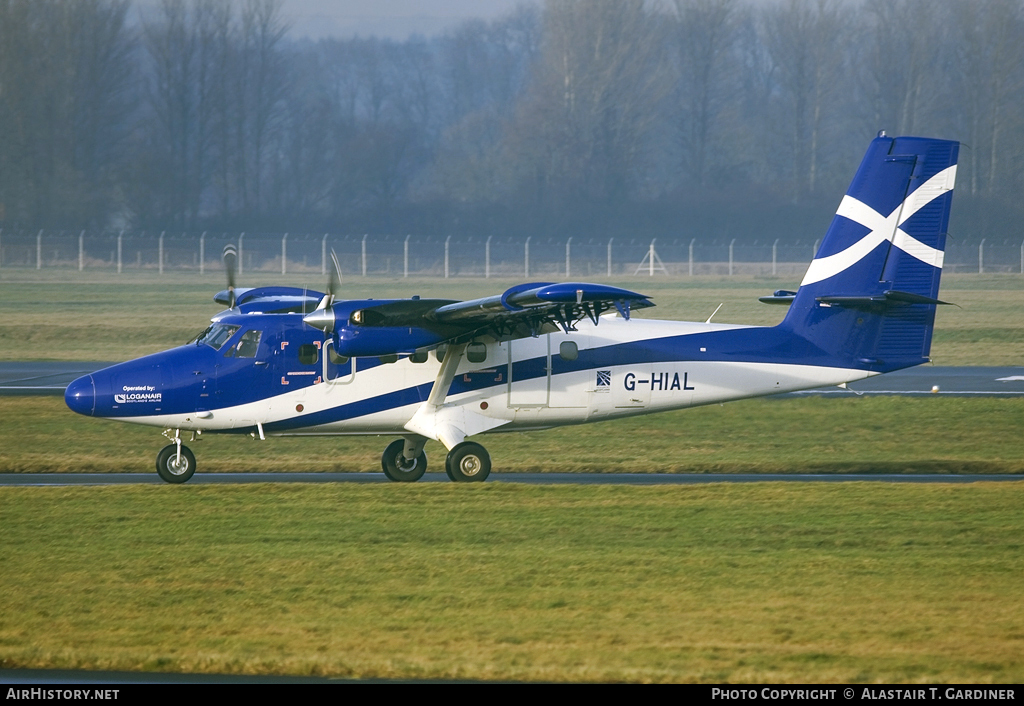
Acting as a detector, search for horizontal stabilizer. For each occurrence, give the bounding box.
[816,290,952,309]
[759,290,797,305]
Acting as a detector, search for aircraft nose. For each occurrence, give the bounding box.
[65,374,96,416]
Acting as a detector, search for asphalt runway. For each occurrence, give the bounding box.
[2,471,1022,487]
[2,362,1024,396]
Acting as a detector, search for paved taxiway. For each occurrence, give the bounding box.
[2,472,1022,486]
[2,362,1023,396]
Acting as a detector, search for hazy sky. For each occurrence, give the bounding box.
[278,0,531,40]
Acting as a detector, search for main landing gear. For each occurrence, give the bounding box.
[380,438,491,483]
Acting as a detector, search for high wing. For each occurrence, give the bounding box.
[300,281,653,358]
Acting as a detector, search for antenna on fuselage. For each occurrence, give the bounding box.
[705,303,724,323]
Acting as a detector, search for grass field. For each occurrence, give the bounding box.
[2,395,1024,474]
[0,269,1022,365]
[1,482,1021,682]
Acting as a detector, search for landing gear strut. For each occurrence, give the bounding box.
[445,442,491,483]
[381,438,427,482]
[156,443,196,483]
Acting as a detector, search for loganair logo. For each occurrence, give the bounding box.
[801,165,956,286]
[114,385,161,404]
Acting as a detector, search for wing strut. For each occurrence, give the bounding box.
[404,343,511,450]
[426,343,467,407]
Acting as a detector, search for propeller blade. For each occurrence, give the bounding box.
[223,244,238,309]
[328,248,342,303]
[314,248,342,312]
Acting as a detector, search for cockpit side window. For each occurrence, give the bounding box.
[298,343,319,365]
[225,329,263,358]
[194,324,240,350]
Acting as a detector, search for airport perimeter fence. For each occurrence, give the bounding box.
[1,229,1023,278]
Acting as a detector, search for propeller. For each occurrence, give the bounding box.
[222,244,238,309]
[304,249,342,332]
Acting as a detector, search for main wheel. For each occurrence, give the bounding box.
[381,439,427,482]
[156,444,196,484]
[445,442,490,483]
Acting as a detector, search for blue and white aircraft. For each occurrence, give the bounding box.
[65,134,959,484]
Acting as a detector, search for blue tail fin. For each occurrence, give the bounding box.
[782,135,959,372]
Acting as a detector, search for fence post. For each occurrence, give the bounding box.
[444,235,451,278]
[361,234,368,276]
[485,236,492,279]
[979,238,985,274]
[728,238,735,276]
[36,230,42,269]
[238,233,245,276]
[565,237,572,278]
[607,237,613,277]
[199,232,205,275]
[772,238,779,276]
[78,230,85,271]
[281,233,288,276]
[404,234,411,278]
[525,236,531,278]
[689,238,695,276]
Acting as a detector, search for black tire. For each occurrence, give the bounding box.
[381,439,427,483]
[445,442,490,483]
[156,444,196,484]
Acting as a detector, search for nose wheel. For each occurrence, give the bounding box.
[445,442,491,482]
[156,443,196,484]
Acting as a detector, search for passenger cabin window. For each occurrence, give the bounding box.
[225,329,262,358]
[194,324,240,350]
[298,343,319,365]
[467,342,487,363]
[559,340,579,361]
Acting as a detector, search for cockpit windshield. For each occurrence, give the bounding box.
[192,324,240,350]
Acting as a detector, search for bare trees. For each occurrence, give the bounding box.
[509,0,667,207]
[761,0,847,201]
[2,0,1024,241]
[0,0,134,227]
[671,0,740,187]
[142,0,287,226]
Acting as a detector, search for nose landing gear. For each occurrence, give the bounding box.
[156,443,196,483]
